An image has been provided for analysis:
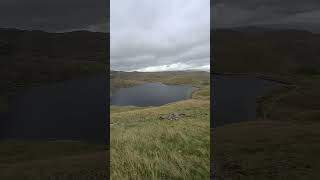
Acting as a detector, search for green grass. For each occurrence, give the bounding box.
[111,71,209,88]
[214,120,320,180]
[110,71,210,179]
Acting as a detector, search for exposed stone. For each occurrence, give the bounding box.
[159,112,186,121]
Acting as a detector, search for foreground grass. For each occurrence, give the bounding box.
[110,71,210,179]
[111,99,210,179]
[214,75,320,179]
[214,120,320,180]
[0,140,108,180]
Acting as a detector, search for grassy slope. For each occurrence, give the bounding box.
[214,76,320,179]
[0,140,108,180]
[214,84,320,180]
[213,28,320,179]
[214,119,320,180]
[110,71,210,179]
[212,28,320,75]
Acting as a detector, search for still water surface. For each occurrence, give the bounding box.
[0,74,280,141]
[212,74,280,127]
[111,83,193,107]
[1,74,107,142]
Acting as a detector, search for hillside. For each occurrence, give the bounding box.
[0,28,108,111]
[111,70,209,89]
[212,27,320,179]
[212,28,320,75]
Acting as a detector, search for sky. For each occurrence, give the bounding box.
[212,0,320,32]
[111,0,210,72]
[0,0,109,32]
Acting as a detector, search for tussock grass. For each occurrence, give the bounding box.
[111,99,210,179]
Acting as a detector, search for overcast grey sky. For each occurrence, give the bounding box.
[0,0,109,32]
[111,0,210,72]
[212,0,320,32]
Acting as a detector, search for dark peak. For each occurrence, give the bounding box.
[0,28,48,34]
[0,27,108,35]
[0,27,22,32]
[58,30,108,35]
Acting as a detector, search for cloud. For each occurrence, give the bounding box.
[111,0,210,72]
[135,63,210,72]
[0,0,109,32]
[268,9,320,24]
[212,0,320,31]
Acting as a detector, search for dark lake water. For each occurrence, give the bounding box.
[111,83,193,107]
[212,74,281,127]
[1,74,108,143]
[0,74,280,141]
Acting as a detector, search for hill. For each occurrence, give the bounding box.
[0,28,108,111]
[212,27,320,75]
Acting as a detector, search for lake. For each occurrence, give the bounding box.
[111,83,193,106]
[0,74,280,141]
[1,74,108,143]
[212,74,281,127]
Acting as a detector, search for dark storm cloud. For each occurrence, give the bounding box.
[0,0,109,32]
[111,0,210,72]
[212,0,320,31]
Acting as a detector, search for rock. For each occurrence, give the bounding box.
[159,112,186,121]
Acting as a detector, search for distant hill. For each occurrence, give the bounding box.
[0,28,108,91]
[0,28,109,111]
[110,70,210,91]
[212,27,320,75]
[0,28,108,60]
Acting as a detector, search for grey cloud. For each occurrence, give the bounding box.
[111,0,210,71]
[0,0,109,32]
[212,0,320,31]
